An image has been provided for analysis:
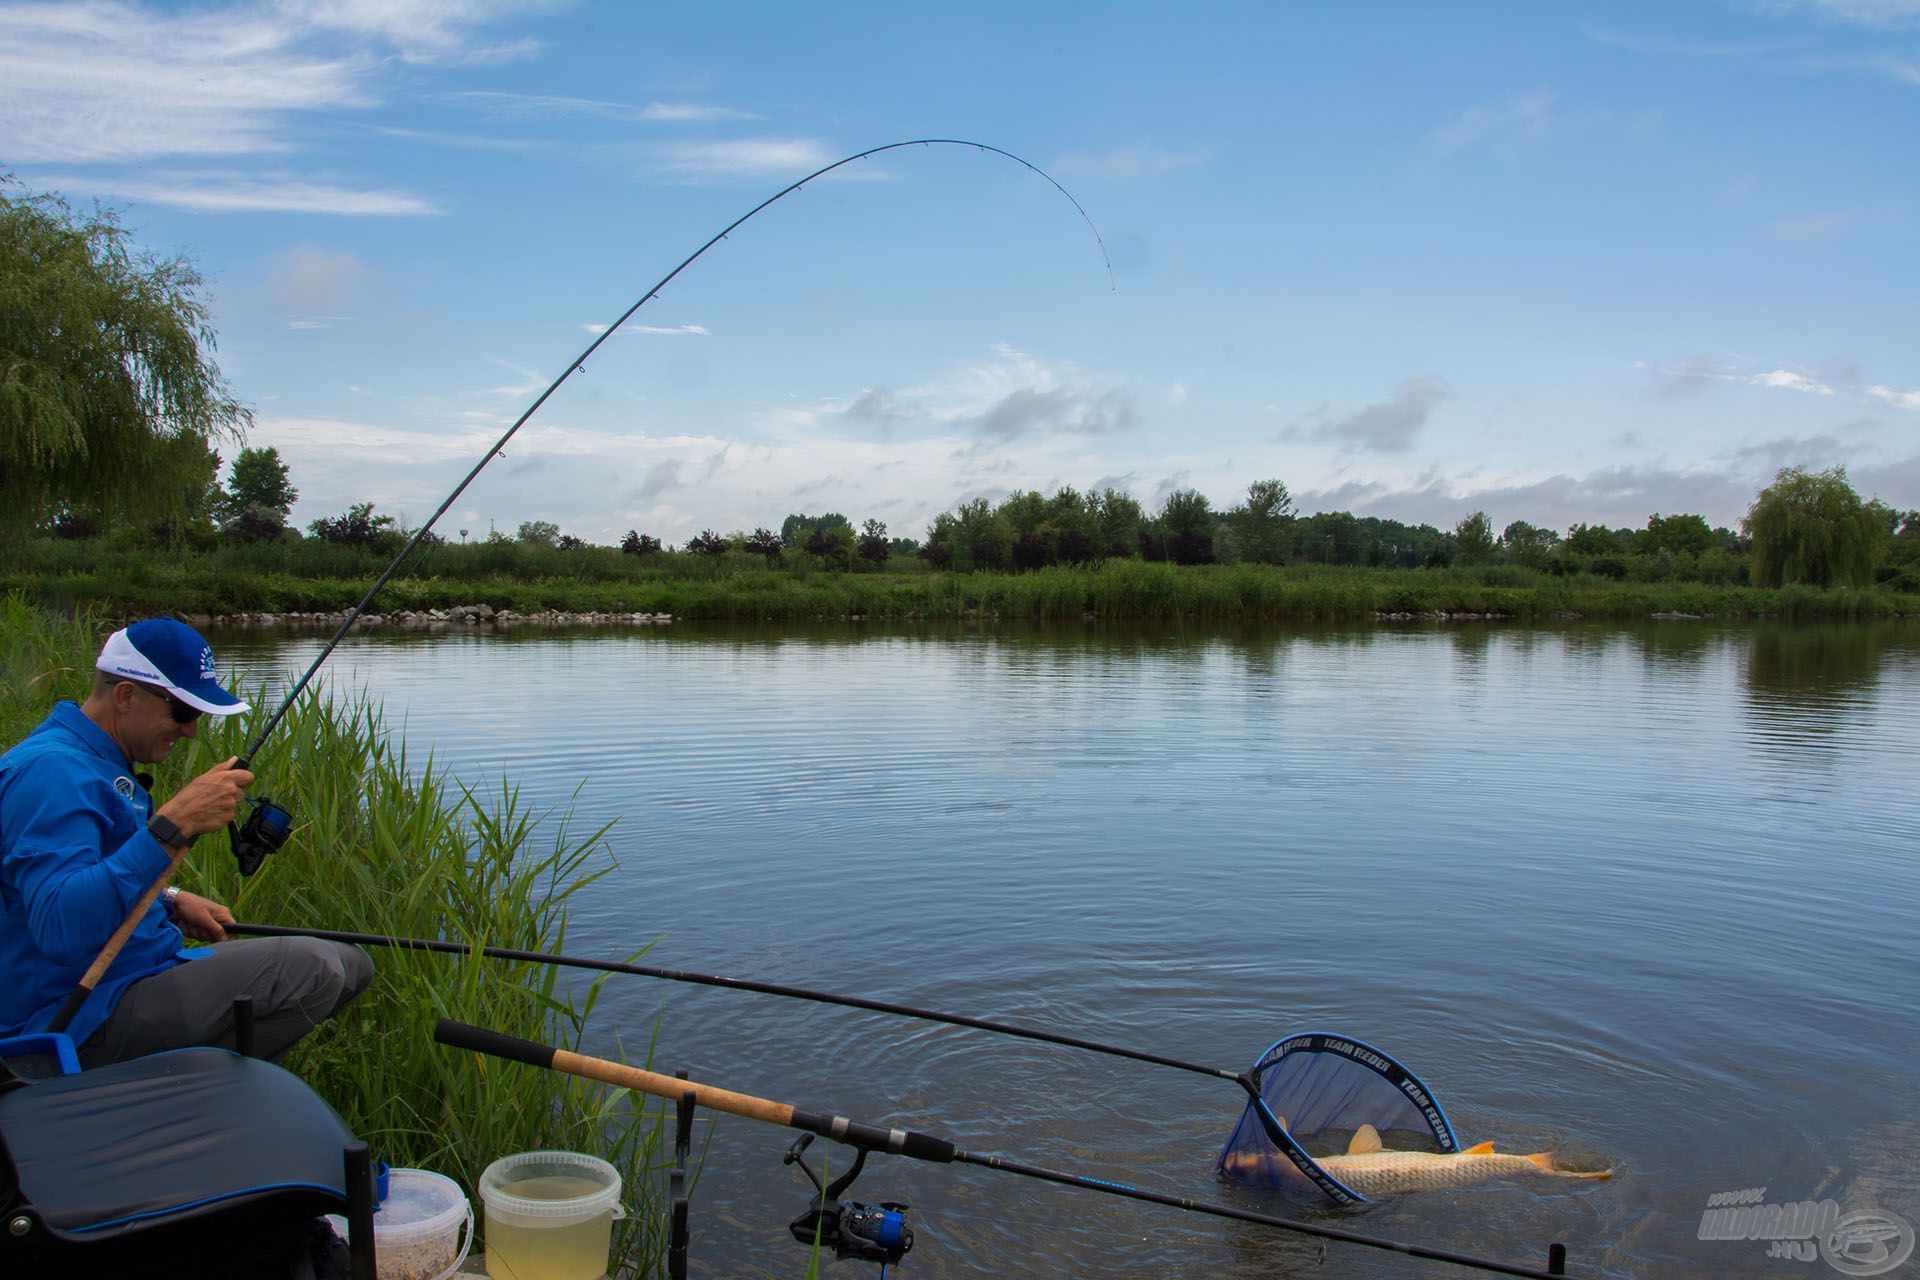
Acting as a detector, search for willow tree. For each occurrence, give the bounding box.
[0,181,249,543]
[1743,466,1888,589]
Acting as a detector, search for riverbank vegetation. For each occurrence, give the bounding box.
[1,598,671,1276]
[7,536,1916,623]
[12,430,1917,621]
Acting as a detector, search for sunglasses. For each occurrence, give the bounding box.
[116,678,202,724]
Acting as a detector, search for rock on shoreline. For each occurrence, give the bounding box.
[184,605,674,631]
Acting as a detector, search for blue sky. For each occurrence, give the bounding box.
[5,0,1916,543]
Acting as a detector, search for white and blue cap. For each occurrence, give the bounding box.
[95,619,249,716]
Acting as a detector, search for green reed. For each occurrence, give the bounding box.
[0,596,672,1277]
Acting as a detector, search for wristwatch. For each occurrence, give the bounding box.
[146,813,194,850]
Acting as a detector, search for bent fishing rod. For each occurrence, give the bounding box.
[44,141,1109,1036]
[238,139,1109,777]
[435,1019,1575,1279]
[231,921,1292,1156]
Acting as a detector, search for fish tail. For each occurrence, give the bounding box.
[1525,1151,1612,1179]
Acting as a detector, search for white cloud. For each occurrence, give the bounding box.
[972,385,1138,440]
[370,124,542,151]
[0,1,553,162]
[1868,384,1920,411]
[0,0,543,219]
[1299,463,1751,531]
[286,0,553,64]
[1641,356,1841,399]
[244,342,1143,541]
[639,102,756,122]
[24,172,440,216]
[451,89,756,123]
[750,406,822,435]
[580,323,710,336]
[242,393,1920,547]
[634,460,685,502]
[653,137,838,178]
[243,411,977,541]
[834,343,1138,442]
[1432,88,1556,155]
[0,2,370,162]
[1751,369,1835,394]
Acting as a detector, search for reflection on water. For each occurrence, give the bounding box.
[1741,622,1912,776]
[1745,619,1904,702]
[210,619,1920,1279]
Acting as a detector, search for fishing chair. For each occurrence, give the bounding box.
[0,1006,378,1280]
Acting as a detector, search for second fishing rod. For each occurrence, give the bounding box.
[228,920,1297,1153]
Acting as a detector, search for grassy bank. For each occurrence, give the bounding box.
[1,597,670,1277]
[8,555,1916,622]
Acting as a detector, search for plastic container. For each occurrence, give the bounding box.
[328,1167,473,1280]
[477,1150,623,1280]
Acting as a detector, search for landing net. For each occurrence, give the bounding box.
[1216,1031,1459,1205]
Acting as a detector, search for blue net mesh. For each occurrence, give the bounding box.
[1215,1032,1457,1204]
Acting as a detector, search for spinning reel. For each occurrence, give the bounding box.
[230,795,294,876]
[785,1133,913,1267]
[131,770,291,877]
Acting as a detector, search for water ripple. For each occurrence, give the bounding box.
[213,620,1920,1278]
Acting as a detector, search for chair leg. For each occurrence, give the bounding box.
[344,1142,377,1280]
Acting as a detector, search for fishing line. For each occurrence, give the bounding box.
[236,139,1111,771]
[434,1019,1575,1279]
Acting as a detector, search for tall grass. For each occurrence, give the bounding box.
[0,596,670,1277]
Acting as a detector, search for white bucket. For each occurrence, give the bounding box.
[478,1150,623,1280]
[328,1166,473,1280]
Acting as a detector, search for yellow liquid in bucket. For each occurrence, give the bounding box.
[485,1175,613,1280]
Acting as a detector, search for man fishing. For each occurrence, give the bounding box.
[0,618,372,1065]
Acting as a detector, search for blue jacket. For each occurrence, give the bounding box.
[0,701,198,1045]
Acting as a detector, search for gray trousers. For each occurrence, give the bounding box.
[78,937,375,1068]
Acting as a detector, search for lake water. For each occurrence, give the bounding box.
[212,620,1920,1279]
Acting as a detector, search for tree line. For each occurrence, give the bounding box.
[656,473,1916,593]
[28,435,1920,597]
[105,441,1920,594]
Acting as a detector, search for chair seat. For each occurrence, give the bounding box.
[1,1046,354,1236]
